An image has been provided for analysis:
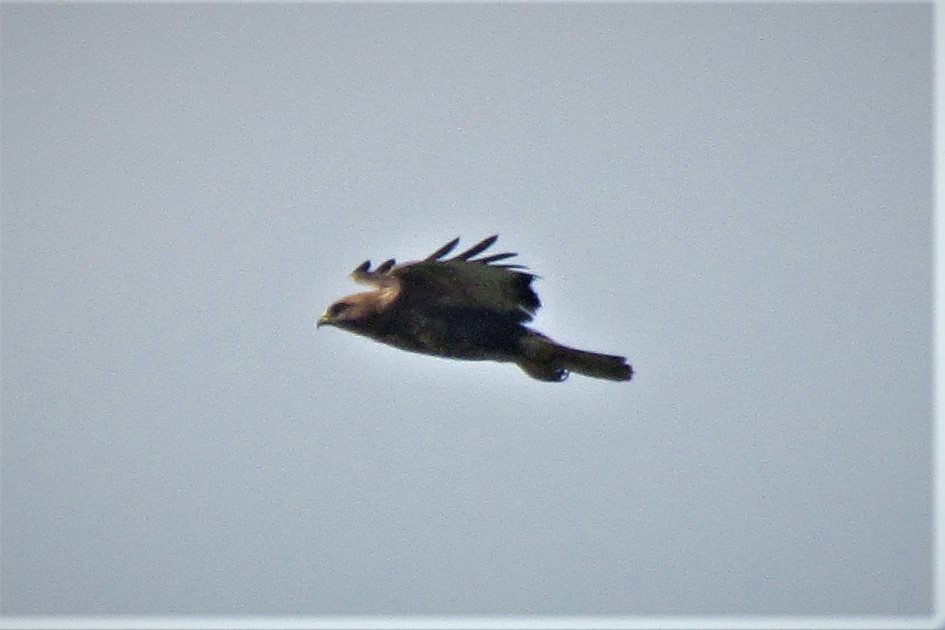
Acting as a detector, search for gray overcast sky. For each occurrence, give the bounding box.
[0,1,934,621]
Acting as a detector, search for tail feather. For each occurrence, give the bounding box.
[557,345,633,381]
[517,333,633,382]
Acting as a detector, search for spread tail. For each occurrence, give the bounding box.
[517,333,633,382]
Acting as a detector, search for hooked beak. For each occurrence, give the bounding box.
[316,313,332,328]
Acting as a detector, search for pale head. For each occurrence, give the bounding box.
[316,291,385,330]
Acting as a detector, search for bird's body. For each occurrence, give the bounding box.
[317,236,633,382]
[363,306,523,360]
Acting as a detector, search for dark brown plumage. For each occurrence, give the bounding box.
[316,236,633,382]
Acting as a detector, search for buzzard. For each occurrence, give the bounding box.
[316,236,633,382]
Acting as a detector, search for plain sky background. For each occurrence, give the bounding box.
[0,2,934,621]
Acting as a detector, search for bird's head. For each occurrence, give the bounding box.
[316,292,382,331]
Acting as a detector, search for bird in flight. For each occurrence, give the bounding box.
[317,235,633,382]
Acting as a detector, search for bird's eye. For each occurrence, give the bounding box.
[328,302,349,317]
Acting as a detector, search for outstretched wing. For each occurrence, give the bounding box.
[348,235,541,322]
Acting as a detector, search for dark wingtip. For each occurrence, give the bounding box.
[456,235,499,260]
[354,260,371,274]
[376,258,396,274]
[495,263,528,270]
[476,252,517,264]
[426,237,460,261]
